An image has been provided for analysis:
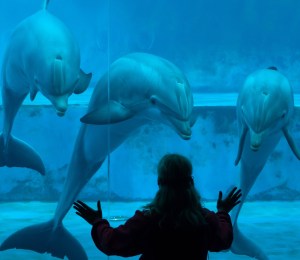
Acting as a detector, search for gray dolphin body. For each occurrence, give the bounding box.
[0,52,196,259]
[231,68,300,259]
[0,0,92,175]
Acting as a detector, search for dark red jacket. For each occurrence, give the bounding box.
[91,208,233,260]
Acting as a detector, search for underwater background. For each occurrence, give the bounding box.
[0,0,300,259]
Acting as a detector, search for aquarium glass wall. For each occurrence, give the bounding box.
[0,0,300,259]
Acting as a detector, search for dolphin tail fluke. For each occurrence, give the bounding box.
[73,69,92,94]
[0,220,88,260]
[0,134,45,175]
[230,224,269,260]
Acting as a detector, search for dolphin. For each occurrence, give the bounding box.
[230,67,300,259]
[0,0,92,175]
[0,52,196,259]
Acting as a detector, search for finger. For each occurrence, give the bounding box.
[73,201,86,210]
[75,212,91,223]
[235,193,242,200]
[76,200,93,211]
[73,205,80,211]
[231,189,242,200]
[97,200,101,211]
[73,203,86,212]
[234,189,242,196]
[76,200,90,209]
[73,202,84,208]
[228,187,238,197]
[232,193,242,203]
[75,211,84,218]
[73,205,86,213]
[234,200,241,206]
[232,191,242,200]
[218,191,222,201]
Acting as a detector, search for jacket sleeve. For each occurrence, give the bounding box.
[204,209,233,252]
[91,210,146,257]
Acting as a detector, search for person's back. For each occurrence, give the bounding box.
[73,153,242,260]
[135,208,231,260]
[139,213,210,259]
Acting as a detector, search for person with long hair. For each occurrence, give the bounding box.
[73,153,241,260]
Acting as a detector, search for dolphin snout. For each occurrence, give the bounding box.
[250,130,262,151]
[55,104,67,117]
[250,143,260,151]
[174,120,192,140]
[52,96,68,117]
[179,122,192,140]
[180,132,191,140]
[56,108,66,117]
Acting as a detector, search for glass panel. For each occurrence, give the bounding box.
[0,1,300,260]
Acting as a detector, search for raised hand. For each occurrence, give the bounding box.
[217,187,242,213]
[73,200,102,225]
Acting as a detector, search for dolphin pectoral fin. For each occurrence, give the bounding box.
[30,88,38,101]
[0,134,45,175]
[283,127,300,160]
[80,100,134,125]
[235,126,248,166]
[74,69,92,94]
[0,220,88,260]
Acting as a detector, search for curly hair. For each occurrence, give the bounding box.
[143,153,206,229]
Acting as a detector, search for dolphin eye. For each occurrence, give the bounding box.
[150,96,157,105]
[281,112,286,119]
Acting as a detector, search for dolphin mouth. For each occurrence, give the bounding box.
[250,130,262,151]
[56,110,66,117]
[250,144,260,151]
[50,95,68,117]
[179,133,191,140]
[164,115,192,140]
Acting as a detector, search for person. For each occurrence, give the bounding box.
[73,153,242,260]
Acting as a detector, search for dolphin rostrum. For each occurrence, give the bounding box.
[0,0,92,175]
[231,67,300,259]
[0,52,196,259]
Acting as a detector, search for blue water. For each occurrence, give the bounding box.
[1,0,300,259]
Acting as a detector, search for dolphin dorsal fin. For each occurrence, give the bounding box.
[43,0,51,10]
[80,101,134,125]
